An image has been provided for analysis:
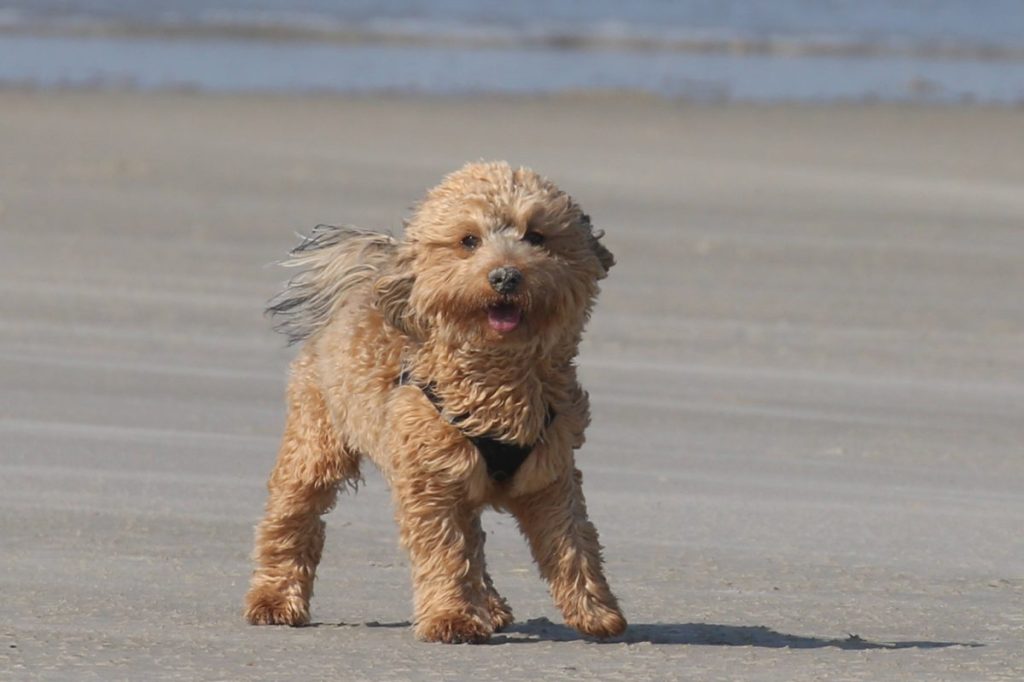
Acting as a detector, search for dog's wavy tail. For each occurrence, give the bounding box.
[266,225,398,345]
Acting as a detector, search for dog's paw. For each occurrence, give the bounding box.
[486,593,514,632]
[244,586,310,626]
[416,612,493,644]
[565,600,627,639]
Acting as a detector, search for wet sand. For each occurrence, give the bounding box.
[1,91,1022,680]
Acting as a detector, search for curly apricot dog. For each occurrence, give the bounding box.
[244,161,625,643]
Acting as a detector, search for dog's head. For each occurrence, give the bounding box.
[375,162,614,350]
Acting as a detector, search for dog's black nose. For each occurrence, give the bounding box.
[488,267,522,295]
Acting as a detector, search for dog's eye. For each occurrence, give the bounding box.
[460,234,480,251]
[523,230,545,246]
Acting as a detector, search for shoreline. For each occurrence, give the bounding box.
[2,83,1023,109]
[3,33,1023,104]
[4,24,1024,62]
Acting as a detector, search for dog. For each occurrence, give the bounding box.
[244,161,625,643]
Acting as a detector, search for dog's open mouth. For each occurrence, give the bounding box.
[487,302,522,333]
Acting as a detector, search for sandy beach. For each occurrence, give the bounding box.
[1,91,1023,680]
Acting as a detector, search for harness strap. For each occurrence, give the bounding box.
[397,369,554,482]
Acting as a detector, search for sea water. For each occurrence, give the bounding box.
[1,0,1022,102]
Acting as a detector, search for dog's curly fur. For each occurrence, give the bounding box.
[244,161,625,643]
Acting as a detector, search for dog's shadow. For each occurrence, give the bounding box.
[494,619,980,649]
[336,619,980,649]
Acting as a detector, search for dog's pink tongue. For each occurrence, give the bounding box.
[488,304,522,333]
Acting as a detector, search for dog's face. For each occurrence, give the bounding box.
[376,162,614,350]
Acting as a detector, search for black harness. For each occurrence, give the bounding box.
[397,370,555,482]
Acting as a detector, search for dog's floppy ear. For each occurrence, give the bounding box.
[373,248,423,339]
[267,225,398,345]
[581,213,615,278]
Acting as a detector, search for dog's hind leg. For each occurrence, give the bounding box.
[244,375,360,626]
[468,515,514,631]
[508,468,626,639]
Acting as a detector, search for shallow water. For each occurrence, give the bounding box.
[2,0,1023,101]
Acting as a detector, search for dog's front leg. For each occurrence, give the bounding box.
[508,468,627,639]
[393,474,494,644]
